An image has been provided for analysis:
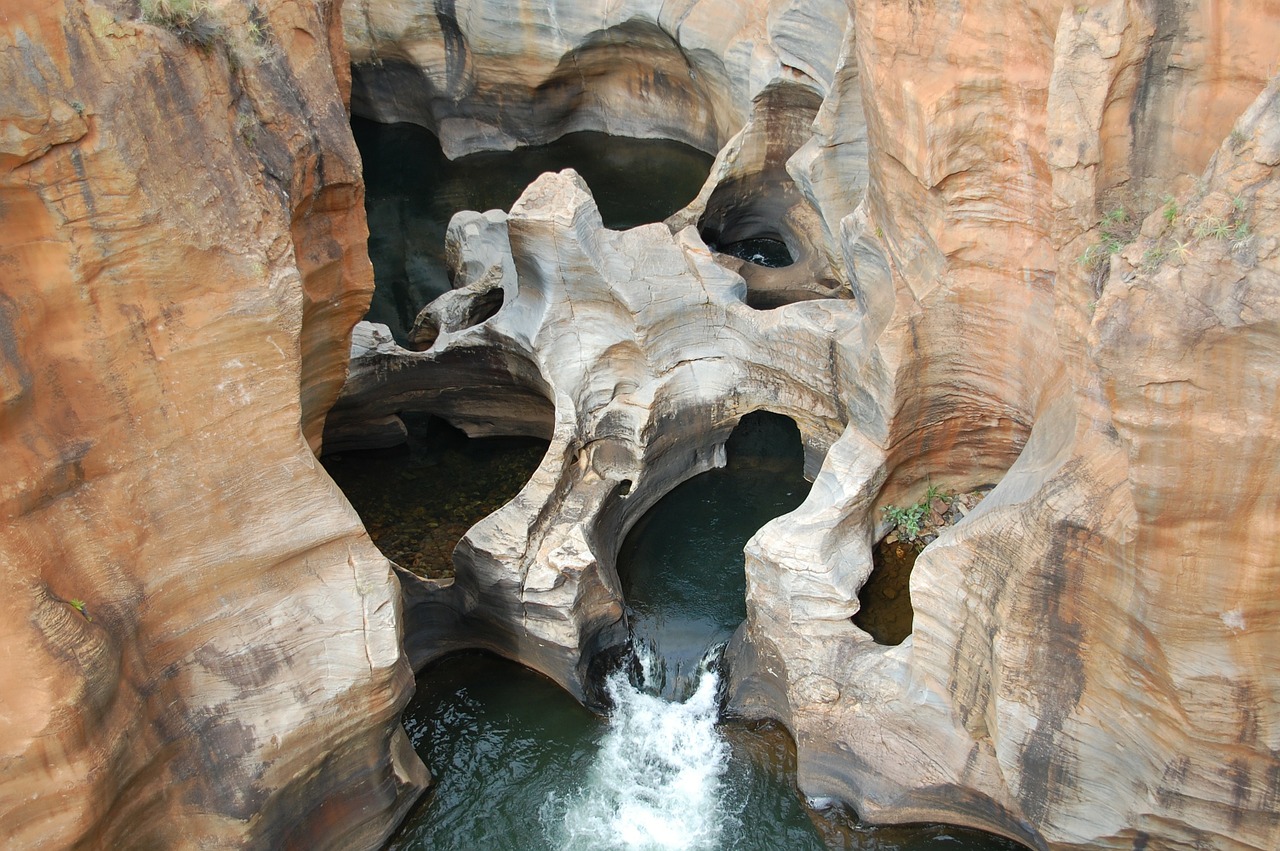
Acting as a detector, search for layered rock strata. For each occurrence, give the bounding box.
[340,1,1280,850]
[343,0,845,159]
[2,0,1277,849]
[0,1,425,847]
[733,3,1280,850]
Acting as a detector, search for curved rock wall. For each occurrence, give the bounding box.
[343,0,845,158]
[5,0,1277,847]
[0,1,425,847]
[339,0,1280,849]
[734,2,1280,850]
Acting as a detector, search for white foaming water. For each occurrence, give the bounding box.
[547,650,734,850]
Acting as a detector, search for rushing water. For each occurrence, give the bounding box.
[354,118,714,344]
[552,654,730,850]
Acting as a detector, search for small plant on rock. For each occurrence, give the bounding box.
[883,483,956,545]
[883,502,927,541]
[1142,245,1167,271]
[141,0,221,47]
[1079,206,1136,294]
[1195,215,1232,241]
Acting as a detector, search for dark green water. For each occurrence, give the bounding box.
[710,236,794,268]
[354,118,715,344]
[617,412,810,701]
[322,416,547,579]
[348,126,1025,850]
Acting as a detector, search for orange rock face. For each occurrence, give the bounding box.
[729,2,1280,850]
[0,1,425,847]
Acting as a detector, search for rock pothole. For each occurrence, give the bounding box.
[853,486,993,646]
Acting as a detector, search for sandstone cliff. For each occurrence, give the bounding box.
[337,1,1280,849]
[4,0,1279,849]
[0,1,425,847]
[742,5,1280,849]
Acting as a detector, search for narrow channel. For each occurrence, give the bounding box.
[378,413,1025,849]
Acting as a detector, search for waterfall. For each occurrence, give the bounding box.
[545,646,737,850]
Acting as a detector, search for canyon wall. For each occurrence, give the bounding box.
[339,1,1280,849]
[736,2,1280,849]
[3,0,1278,849]
[0,1,425,847]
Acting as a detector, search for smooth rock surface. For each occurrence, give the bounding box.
[343,0,845,158]
[338,2,1280,849]
[4,0,1279,849]
[347,170,852,702]
[0,2,426,848]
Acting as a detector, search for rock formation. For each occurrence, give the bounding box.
[0,1,425,847]
[3,0,1279,849]
[344,0,845,159]
[338,1,1280,850]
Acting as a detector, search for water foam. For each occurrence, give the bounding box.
[547,652,733,850]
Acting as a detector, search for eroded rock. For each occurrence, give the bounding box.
[356,170,854,702]
[0,2,425,847]
[340,2,1280,850]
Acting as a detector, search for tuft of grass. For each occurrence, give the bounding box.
[1078,206,1136,294]
[68,599,92,622]
[141,0,221,47]
[1141,245,1167,272]
[1169,238,1193,262]
[1194,215,1232,241]
[235,110,258,147]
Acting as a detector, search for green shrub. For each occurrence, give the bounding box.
[883,484,953,544]
[883,502,927,540]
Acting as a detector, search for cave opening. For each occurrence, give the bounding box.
[320,413,548,580]
[853,539,919,646]
[854,484,996,646]
[616,409,809,700]
[696,174,799,270]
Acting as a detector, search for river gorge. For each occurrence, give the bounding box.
[2,1,1279,850]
